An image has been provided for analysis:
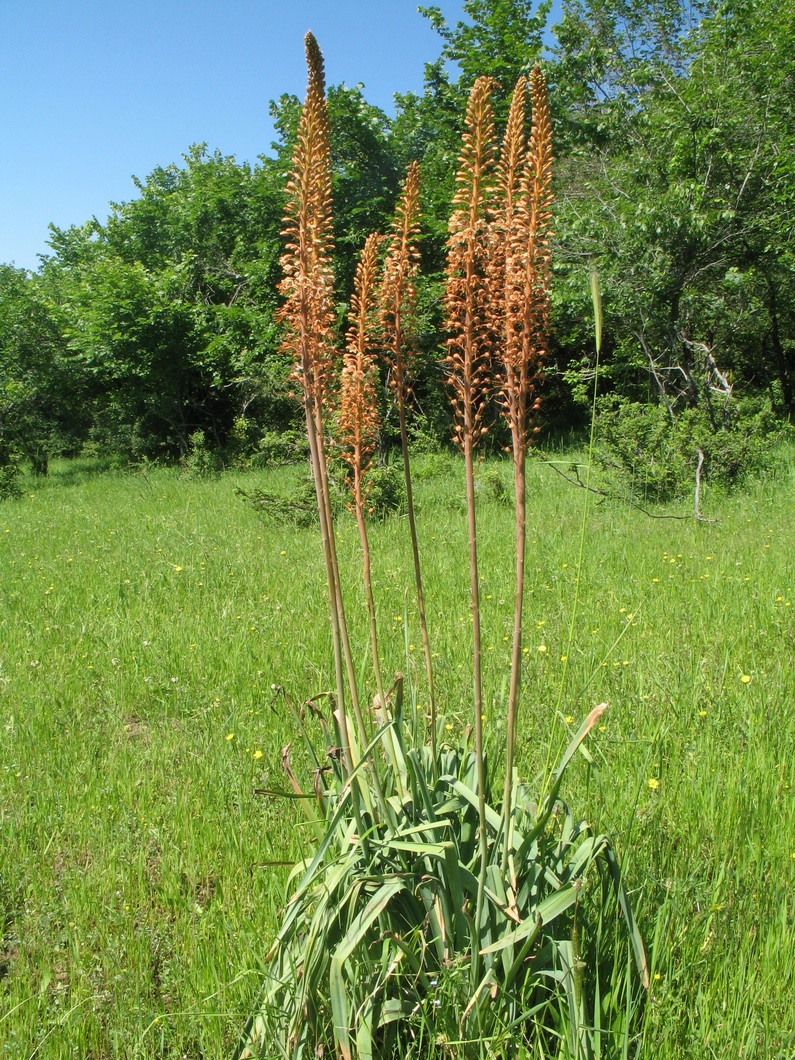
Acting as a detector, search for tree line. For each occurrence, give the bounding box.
[2,0,793,481]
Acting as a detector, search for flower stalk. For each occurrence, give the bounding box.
[445,74,496,974]
[340,232,386,722]
[381,160,437,758]
[496,67,553,868]
[278,32,367,765]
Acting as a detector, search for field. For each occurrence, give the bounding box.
[2,452,795,1058]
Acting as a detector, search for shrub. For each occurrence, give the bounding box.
[0,457,22,501]
[356,461,406,518]
[595,396,789,502]
[181,430,224,477]
[240,462,406,527]
[237,479,318,527]
[248,429,310,469]
[475,466,511,505]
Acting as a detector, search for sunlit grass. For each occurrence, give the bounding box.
[2,452,794,1057]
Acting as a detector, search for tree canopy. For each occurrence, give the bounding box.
[2,0,793,474]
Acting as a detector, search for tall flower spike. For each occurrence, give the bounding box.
[488,75,527,377]
[444,76,497,986]
[277,32,367,767]
[279,31,336,411]
[500,66,554,874]
[382,159,422,407]
[340,233,382,487]
[381,160,438,757]
[445,76,497,451]
[513,65,553,407]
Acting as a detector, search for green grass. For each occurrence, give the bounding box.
[1,452,794,1058]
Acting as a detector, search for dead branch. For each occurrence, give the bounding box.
[538,454,716,521]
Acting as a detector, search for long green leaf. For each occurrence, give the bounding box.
[335,877,405,964]
[480,885,579,955]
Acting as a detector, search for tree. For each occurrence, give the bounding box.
[552,0,795,416]
[0,265,83,476]
[45,147,289,458]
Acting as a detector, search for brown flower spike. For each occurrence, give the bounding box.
[445,75,497,451]
[340,232,382,496]
[497,66,554,869]
[444,75,497,954]
[382,159,422,408]
[278,32,336,412]
[277,32,368,761]
[381,160,437,747]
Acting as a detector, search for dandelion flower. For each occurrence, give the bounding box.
[225,733,235,741]
[647,778,659,790]
[537,644,548,653]
[252,749,263,759]
[740,674,751,684]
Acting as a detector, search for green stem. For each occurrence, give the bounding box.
[314,420,368,756]
[353,467,397,808]
[545,267,603,796]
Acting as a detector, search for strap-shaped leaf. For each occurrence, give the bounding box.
[480,884,579,955]
[335,877,406,964]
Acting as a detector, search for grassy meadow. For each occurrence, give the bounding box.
[1,451,795,1058]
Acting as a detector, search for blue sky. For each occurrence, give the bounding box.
[0,0,474,270]
[0,1,563,272]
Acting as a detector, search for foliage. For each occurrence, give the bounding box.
[246,428,310,469]
[0,265,86,474]
[353,461,407,518]
[2,0,793,461]
[43,146,285,460]
[237,702,646,1060]
[595,396,790,501]
[240,462,406,526]
[552,0,795,415]
[181,430,225,478]
[0,455,22,500]
[238,479,319,527]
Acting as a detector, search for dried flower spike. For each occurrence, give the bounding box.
[340,232,382,490]
[382,159,422,406]
[445,75,497,452]
[278,31,336,412]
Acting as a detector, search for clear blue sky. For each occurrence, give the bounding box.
[1,0,478,271]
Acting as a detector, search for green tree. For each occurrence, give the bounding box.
[0,265,83,476]
[552,0,795,415]
[45,147,289,458]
